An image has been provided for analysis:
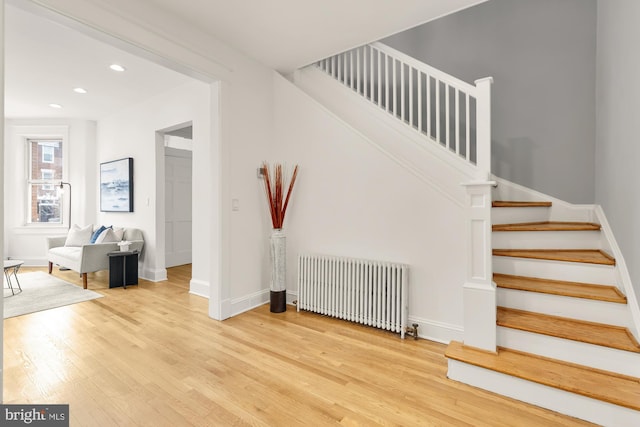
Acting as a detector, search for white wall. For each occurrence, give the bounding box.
[382,0,598,204]
[274,73,467,341]
[595,0,640,305]
[96,80,210,284]
[3,118,96,264]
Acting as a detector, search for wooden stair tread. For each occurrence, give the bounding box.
[497,307,640,353]
[492,201,552,208]
[493,249,615,265]
[492,221,601,232]
[494,273,627,303]
[445,341,640,411]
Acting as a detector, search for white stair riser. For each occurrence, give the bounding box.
[492,207,550,225]
[493,230,601,250]
[448,359,640,427]
[497,326,640,378]
[497,288,630,327]
[493,256,616,285]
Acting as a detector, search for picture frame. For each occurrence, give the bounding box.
[100,157,133,212]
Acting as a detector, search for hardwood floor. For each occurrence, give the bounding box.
[3,266,593,426]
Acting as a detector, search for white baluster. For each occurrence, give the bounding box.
[436,80,441,143]
[344,53,348,87]
[426,75,431,138]
[377,49,382,107]
[385,55,390,112]
[445,84,450,150]
[370,46,375,102]
[401,64,405,121]
[455,88,460,156]
[392,59,397,117]
[466,94,471,162]
[356,47,361,95]
[363,46,369,99]
[350,50,354,90]
[418,72,423,133]
[409,68,414,128]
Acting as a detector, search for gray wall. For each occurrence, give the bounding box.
[595,0,640,305]
[382,0,597,203]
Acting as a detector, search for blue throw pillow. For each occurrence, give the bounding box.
[90,225,107,244]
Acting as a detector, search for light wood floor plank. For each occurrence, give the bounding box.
[3,266,593,426]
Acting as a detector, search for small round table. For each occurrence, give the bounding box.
[3,259,24,295]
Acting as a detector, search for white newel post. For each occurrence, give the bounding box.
[474,77,493,181]
[462,181,497,351]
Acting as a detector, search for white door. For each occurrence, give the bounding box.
[165,147,192,267]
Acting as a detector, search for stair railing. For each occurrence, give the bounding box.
[315,42,493,180]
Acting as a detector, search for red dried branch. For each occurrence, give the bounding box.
[261,162,299,229]
[262,163,277,228]
[281,165,299,224]
[275,164,283,228]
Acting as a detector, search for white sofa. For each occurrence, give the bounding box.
[47,227,144,289]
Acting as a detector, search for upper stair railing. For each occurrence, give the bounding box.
[314,42,493,180]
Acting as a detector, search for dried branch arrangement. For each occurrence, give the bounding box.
[262,162,299,229]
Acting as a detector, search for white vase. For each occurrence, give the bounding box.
[269,228,286,312]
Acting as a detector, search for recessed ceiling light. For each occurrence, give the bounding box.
[109,64,126,72]
[49,103,63,109]
[73,87,87,94]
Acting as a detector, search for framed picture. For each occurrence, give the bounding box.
[100,157,133,212]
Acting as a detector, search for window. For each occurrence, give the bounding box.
[41,169,54,190]
[42,145,54,163]
[27,139,63,224]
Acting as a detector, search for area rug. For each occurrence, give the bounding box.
[4,271,103,318]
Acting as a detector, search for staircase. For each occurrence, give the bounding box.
[446,196,640,426]
[297,43,640,425]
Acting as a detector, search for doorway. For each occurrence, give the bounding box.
[163,125,193,268]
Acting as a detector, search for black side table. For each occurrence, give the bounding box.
[108,250,139,289]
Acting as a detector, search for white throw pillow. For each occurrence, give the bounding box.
[112,227,125,241]
[95,228,119,243]
[64,224,93,247]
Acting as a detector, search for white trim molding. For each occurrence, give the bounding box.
[189,279,209,298]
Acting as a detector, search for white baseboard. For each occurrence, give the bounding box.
[8,258,46,267]
[216,288,461,345]
[286,290,298,305]
[189,279,209,298]
[141,267,167,282]
[408,315,463,344]
[222,289,270,318]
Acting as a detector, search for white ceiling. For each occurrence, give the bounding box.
[141,0,488,73]
[4,3,194,120]
[4,0,487,120]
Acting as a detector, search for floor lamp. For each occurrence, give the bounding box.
[59,181,72,271]
[59,181,72,228]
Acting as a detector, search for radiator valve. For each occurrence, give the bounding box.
[405,323,419,340]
